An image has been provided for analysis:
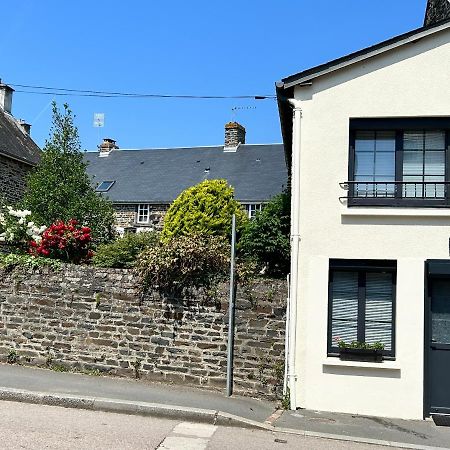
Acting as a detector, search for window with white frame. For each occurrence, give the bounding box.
[243,203,262,219]
[137,204,150,223]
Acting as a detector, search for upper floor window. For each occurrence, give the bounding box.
[243,203,262,219]
[137,204,150,223]
[343,118,450,207]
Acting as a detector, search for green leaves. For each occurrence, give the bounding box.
[22,102,115,246]
[93,232,159,268]
[162,179,248,241]
[136,234,230,298]
[239,191,291,277]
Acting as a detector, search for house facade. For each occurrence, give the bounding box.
[0,82,40,203]
[277,1,450,420]
[85,122,286,231]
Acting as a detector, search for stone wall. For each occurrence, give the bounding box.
[0,265,287,399]
[114,204,169,231]
[0,154,32,203]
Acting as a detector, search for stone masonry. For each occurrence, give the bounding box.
[424,0,450,26]
[0,154,32,203]
[114,204,169,231]
[0,265,287,399]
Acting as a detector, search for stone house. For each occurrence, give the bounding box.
[85,122,287,231]
[277,0,450,420]
[0,82,41,203]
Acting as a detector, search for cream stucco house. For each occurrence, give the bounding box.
[277,0,450,420]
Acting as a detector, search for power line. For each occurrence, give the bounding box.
[8,82,276,100]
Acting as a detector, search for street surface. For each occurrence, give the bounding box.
[0,400,400,450]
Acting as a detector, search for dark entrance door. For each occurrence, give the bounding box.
[427,262,450,416]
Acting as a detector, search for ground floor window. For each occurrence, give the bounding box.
[137,204,150,223]
[328,259,396,358]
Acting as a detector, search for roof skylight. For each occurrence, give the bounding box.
[96,180,115,192]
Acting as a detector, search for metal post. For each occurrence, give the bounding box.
[226,214,237,397]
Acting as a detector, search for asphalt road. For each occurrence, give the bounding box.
[0,400,400,450]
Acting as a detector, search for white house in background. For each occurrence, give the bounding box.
[277,0,450,420]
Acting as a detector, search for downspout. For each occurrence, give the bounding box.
[287,98,302,410]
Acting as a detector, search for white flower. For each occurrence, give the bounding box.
[27,221,35,228]
[0,236,5,242]
[18,218,24,225]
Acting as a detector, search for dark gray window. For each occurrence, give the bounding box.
[347,118,450,206]
[328,259,396,357]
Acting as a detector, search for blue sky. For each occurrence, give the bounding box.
[3,0,427,151]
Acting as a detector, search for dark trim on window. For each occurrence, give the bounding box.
[327,259,397,359]
[350,117,450,130]
[347,119,450,207]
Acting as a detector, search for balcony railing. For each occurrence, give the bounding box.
[340,181,450,207]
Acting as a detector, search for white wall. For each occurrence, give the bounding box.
[291,27,450,419]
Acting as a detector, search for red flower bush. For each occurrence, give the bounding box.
[29,219,93,264]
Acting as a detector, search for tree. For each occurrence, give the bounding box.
[161,179,247,241]
[238,191,291,277]
[23,102,115,245]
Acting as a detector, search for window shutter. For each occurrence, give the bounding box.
[365,272,393,350]
[331,272,359,344]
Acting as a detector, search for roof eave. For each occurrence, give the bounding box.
[280,19,450,89]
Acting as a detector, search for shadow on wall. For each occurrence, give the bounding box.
[341,216,450,227]
[323,365,401,379]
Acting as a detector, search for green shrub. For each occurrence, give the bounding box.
[238,191,290,277]
[136,233,230,297]
[93,232,159,268]
[162,179,247,241]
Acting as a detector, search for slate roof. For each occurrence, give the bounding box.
[0,108,41,165]
[84,144,287,204]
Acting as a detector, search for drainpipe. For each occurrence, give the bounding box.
[286,98,302,410]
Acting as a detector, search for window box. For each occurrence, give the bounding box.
[339,347,383,363]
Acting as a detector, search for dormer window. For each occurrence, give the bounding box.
[342,118,450,207]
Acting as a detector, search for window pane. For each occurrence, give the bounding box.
[431,279,450,344]
[355,131,375,152]
[404,132,424,150]
[425,131,445,150]
[403,176,423,198]
[403,151,423,175]
[365,273,393,351]
[375,131,396,152]
[424,176,445,198]
[331,272,359,344]
[375,152,395,176]
[424,151,445,175]
[355,152,374,175]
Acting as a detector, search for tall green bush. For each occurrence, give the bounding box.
[23,102,115,245]
[239,191,291,277]
[161,179,247,241]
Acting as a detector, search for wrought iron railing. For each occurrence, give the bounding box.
[340,181,450,204]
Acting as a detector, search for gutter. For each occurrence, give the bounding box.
[286,98,302,410]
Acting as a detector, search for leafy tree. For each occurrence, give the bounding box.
[238,191,291,277]
[162,179,247,241]
[23,102,115,245]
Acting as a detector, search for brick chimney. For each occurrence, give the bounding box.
[0,80,14,114]
[424,0,450,26]
[18,119,31,135]
[98,138,118,157]
[224,122,246,149]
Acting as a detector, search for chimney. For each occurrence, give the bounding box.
[424,0,450,26]
[18,119,31,135]
[0,80,14,114]
[224,121,246,149]
[98,138,118,157]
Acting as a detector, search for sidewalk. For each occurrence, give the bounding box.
[0,363,449,449]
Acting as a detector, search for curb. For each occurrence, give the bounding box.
[0,387,446,450]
